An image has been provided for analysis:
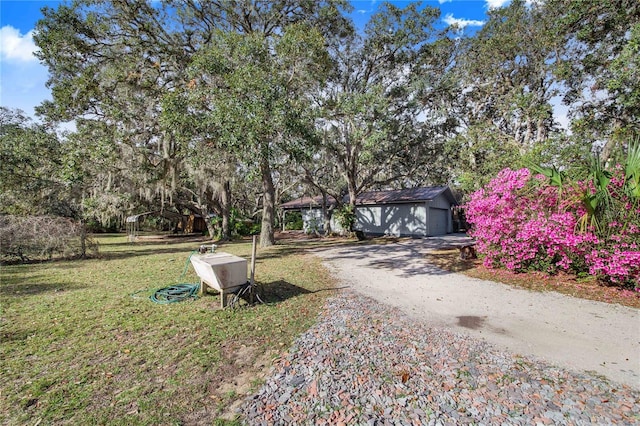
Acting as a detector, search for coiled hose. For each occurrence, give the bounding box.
[130,251,200,304]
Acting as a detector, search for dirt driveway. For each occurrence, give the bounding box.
[314,236,640,390]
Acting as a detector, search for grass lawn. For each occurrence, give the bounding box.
[3,232,636,425]
[1,234,336,425]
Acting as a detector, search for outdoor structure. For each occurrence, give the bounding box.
[190,252,248,308]
[125,210,183,241]
[125,211,210,241]
[280,186,458,237]
[176,214,207,234]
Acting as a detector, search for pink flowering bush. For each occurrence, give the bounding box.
[466,167,639,290]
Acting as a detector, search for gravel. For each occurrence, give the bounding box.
[241,291,639,425]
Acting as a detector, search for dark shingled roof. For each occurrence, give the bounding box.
[281,186,456,210]
[355,186,452,205]
[280,195,338,210]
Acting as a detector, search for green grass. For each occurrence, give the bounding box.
[0,234,337,425]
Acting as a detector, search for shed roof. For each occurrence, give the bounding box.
[125,210,184,223]
[356,186,455,205]
[281,186,457,210]
[280,195,338,210]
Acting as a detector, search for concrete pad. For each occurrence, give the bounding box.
[314,237,640,390]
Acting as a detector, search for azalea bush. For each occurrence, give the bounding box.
[466,163,640,290]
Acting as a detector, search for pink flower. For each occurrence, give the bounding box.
[465,166,640,289]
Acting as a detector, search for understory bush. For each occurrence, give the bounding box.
[466,167,639,290]
[0,215,96,262]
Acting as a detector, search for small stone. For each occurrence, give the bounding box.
[546,402,561,411]
[277,392,292,405]
[289,375,305,387]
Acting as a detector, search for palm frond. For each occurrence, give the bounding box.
[525,160,565,187]
[625,138,640,200]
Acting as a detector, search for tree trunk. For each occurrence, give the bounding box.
[221,180,232,240]
[260,159,276,247]
[80,221,87,258]
[321,193,332,236]
[194,202,216,240]
[345,169,358,206]
[204,215,217,241]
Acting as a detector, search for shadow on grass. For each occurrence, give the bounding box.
[1,234,354,267]
[96,246,201,261]
[250,280,346,304]
[253,238,360,262]
[1,328,34,343]
[97,235,211,249]
[0,281,87,297]
[1,245,200,267]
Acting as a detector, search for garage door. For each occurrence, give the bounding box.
[429,208,449,236]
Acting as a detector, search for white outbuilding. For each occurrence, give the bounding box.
[281,186,458,237]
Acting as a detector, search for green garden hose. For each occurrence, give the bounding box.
[131,251,201,304]
[150,283,199,304]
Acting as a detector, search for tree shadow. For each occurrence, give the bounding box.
[0,326,41,343]
[96,246,201,262]
[256,280,344,304]
[99,234,211,249]
[93,237,259,263]
[253,238,360,262]
[314,237,476,278]
[0,281,87,297]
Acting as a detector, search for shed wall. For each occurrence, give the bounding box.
[430,193,452,210]
[301,209,343,234]
[294,191,453,237]
[355,203,427,237]
[425,193,453,236]
[302,209,323,233]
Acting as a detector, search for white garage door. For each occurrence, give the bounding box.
[429,208,449,236]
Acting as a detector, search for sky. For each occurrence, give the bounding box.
[0,0,512,123]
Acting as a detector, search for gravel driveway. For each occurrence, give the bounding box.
[315,236,639,390]
[241,237,640,424]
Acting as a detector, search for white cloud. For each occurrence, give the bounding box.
[0,26,38,63]
[357,9,368,14]
[443,14,485,29]
[486,0,510,9]
[0,26,50,119]
[438,0,453,3]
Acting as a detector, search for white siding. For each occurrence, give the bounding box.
[301,209,344,234]
[298,191,453,237]
[301,209,323,233]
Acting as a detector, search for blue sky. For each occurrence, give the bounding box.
[0,0,510,122]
